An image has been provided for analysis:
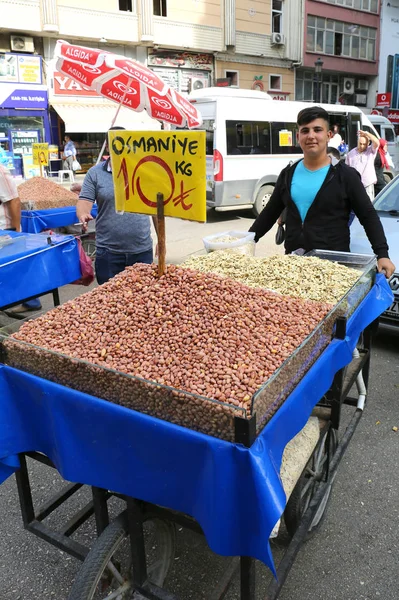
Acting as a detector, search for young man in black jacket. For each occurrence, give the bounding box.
[249,106,395,278]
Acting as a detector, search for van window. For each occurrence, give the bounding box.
[202,119,214,155]
[373,124,381,136]
[271,122,302,155]
[226,121,271,155]
[226,120,301,155]
[384,127,395,142]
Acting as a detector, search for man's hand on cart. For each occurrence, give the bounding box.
[77,199,94,233]
[377,257,396,279]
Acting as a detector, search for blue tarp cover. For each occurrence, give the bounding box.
[0,274,393,573]
[0,231,81,308]
[21,205,98,233]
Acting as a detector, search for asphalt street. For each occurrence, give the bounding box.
[0,210,398,600]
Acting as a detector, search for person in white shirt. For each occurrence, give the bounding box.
[0,164,21,231]
[329,124,342,150]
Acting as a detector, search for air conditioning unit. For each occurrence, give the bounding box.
[189,77,209,92]
[356,79,369,91]
[343,77,355,95]
[10,35,35,53]
[355,93,367,106]
[271,32,285,46]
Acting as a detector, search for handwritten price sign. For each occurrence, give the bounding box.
[109,130,206,222]
[32,143,49,166]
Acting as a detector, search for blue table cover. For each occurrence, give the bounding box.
[21,205,98,234]
[0,230,81,308]
[0,275,393,574]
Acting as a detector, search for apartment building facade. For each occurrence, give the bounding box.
[297,0,380,109]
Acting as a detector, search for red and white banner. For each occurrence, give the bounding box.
[53,40,202,128]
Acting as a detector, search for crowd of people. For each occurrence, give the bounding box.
[327,123,394,199]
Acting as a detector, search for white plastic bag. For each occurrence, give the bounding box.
[203,231,256,255]
[72,159,81,171]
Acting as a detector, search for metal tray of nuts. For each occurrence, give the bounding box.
[0,254,376,443]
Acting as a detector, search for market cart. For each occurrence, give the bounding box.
[0,256,393,599]
[20,205,98,234]
[0,230,81,312]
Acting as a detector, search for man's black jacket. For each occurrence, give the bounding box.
[249,160,389,259]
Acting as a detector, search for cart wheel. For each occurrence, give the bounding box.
[284,428,338,539]
[68,511,176,600]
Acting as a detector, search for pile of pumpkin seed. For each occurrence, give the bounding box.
[183,252,361,305]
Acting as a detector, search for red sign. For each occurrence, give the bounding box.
[376,92,391,107]
[269,91,290,101]
[387,109,399,124]
[53,72,98,96]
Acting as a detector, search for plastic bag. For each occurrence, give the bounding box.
[72,238,95,286]
[203,231,256,255]
[72,159,81,171]
[275,224,286,245]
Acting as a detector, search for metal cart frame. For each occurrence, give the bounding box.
[9,315,376,600]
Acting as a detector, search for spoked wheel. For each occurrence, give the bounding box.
[68,512,176,600]
[284,427,338,539]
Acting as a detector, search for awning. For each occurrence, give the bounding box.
[50,101,161,133]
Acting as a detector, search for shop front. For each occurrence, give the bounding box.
[0,53,49,177]
[147,50,214,94]
[49,71,160,172]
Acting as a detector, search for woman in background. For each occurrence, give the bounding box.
[374,139,390,197]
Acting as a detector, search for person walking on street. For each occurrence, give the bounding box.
[76,127,158,285]
[249,106,395,279]
[345,130,379,202]
[62,135,76,172]
[329,124,342,150]
[374,139,390,197]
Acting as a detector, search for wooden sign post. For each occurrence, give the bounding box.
[157,192,166,277]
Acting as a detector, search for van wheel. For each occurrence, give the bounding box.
[253,185,274,217]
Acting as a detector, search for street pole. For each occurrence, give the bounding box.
[314,57,324,103]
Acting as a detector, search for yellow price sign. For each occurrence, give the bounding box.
[32,143,49,166]
[279,130,293,147]
[109,130,206,222]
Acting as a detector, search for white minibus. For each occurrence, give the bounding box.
[188,88,380,215]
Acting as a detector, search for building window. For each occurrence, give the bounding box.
[272,0,283,33]
[307,15,376,60]
[296,70,340,104]
[269,74,282,90]
[225,70,239,87]
[153,0,167,17]
[315,0,378,12]
[119,0,132,10]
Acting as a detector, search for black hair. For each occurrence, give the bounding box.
[106,126,125,144]
[297,106,330,129]
[327,146,340,161]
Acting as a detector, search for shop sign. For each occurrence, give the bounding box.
[109,130,206,223]
[53,72,98,96]
[269,92,290,101]
[148,51,213,71]
[376,92,391,107]
[22,154,41,179]
[0,83,48,109]
[32,143,49,166]
[387,109,399,123]
[0,53,42,84]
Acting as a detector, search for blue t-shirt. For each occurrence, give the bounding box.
[291,160,330,222]
[80,161,152,254]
